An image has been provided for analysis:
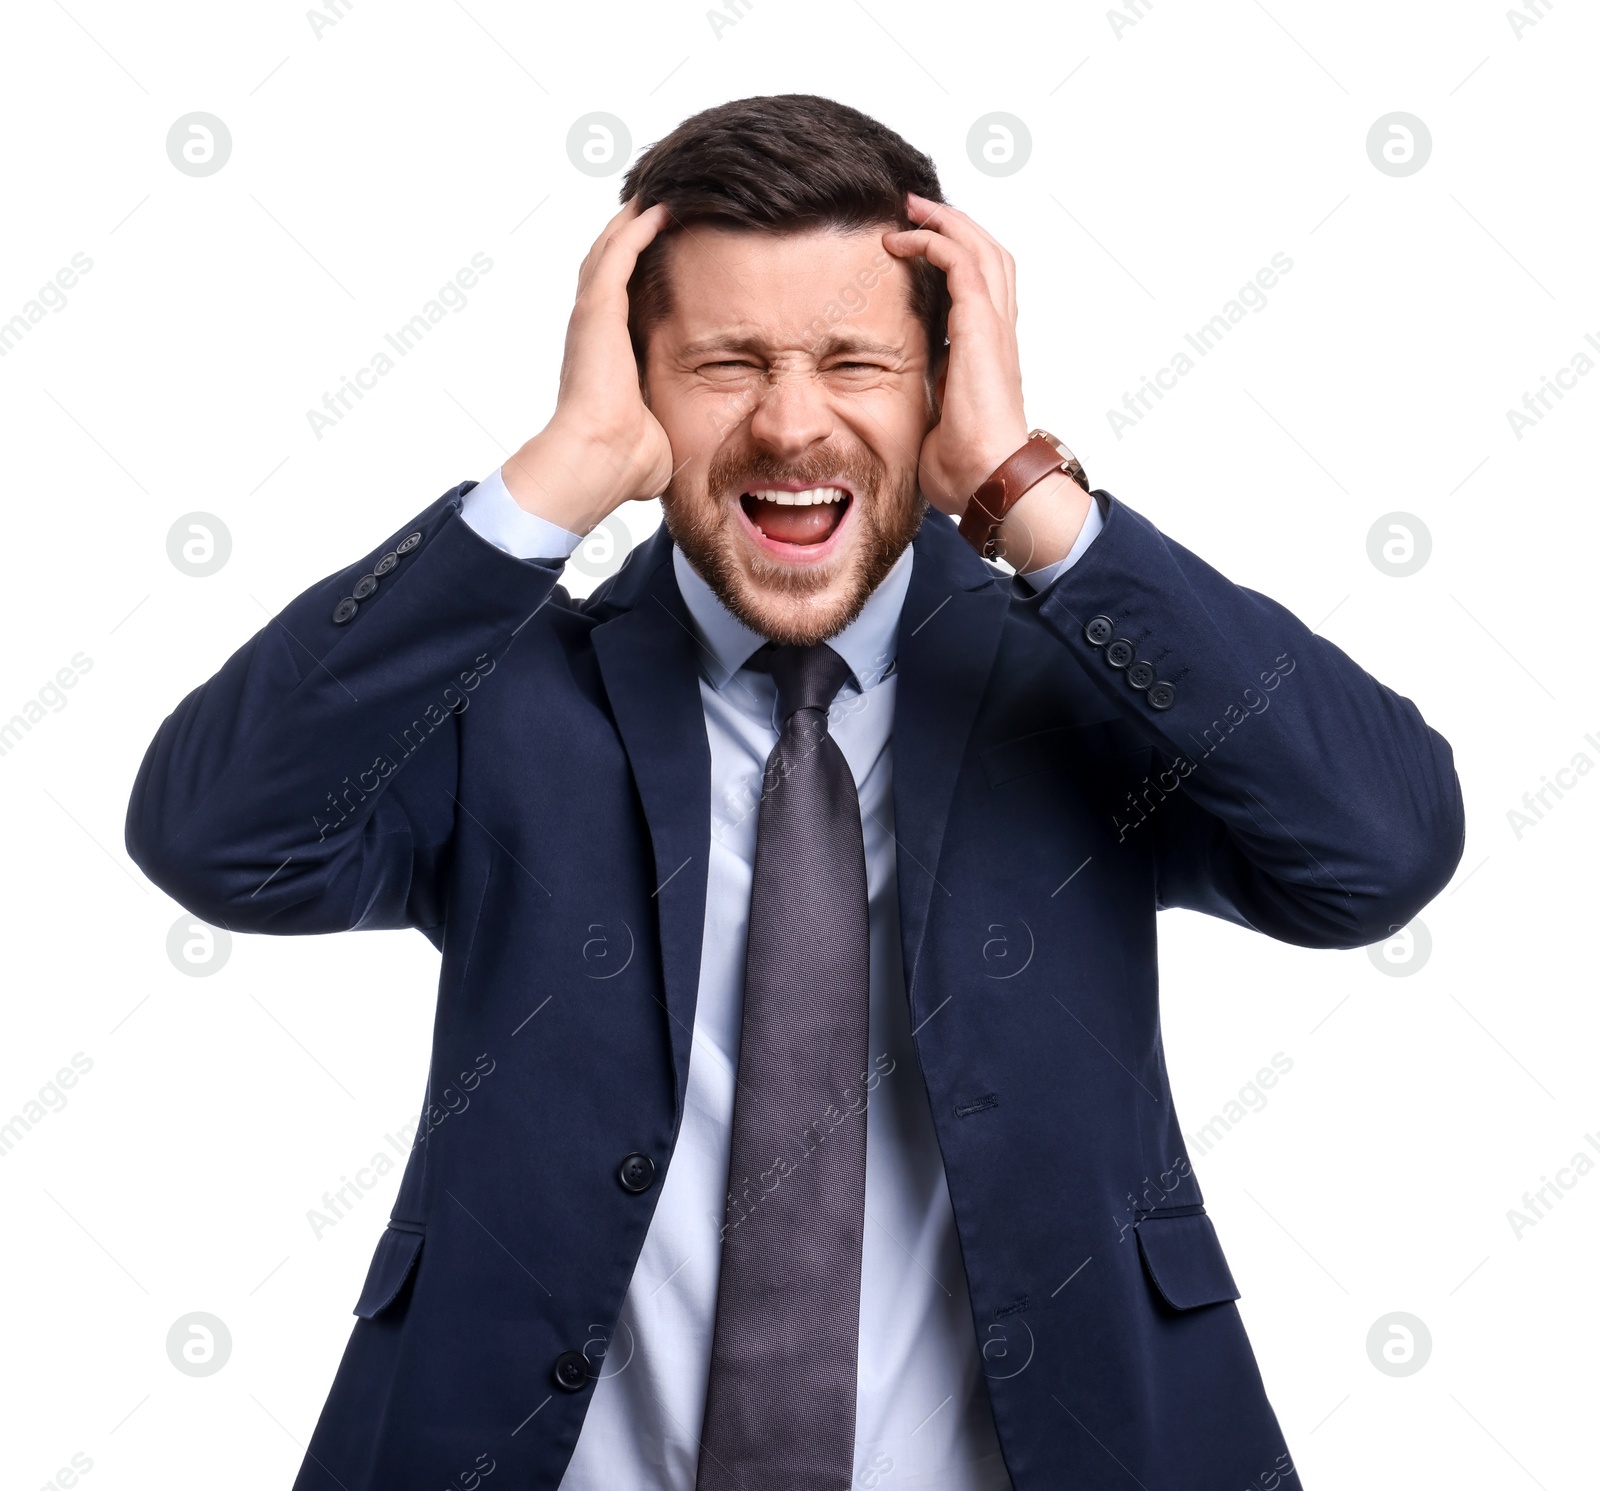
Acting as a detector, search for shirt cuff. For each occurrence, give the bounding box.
[1015,490,1106,594]
[459,465,584,561]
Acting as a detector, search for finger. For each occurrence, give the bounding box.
[575,198,666,293]
[906,194,1009,271]
[577,200,672,304]
[575,198,643,290]
[575,203,643,302]
[884,225,1009,326]
[908,193,998,253]
[900,196,1012,320]
[949,208,1015,324]
[909,194,1017,324]
[940,202,1015,325]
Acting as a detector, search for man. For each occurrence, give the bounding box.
[125,95,1464,1491]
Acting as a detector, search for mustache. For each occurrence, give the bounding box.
[705,448,884,497]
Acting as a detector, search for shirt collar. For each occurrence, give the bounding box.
[671,542,914,695]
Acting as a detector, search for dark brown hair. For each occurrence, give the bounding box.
[620,94,950,376]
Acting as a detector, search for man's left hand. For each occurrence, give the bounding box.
[884,194,1091,570]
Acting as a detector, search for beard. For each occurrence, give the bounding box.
[661,439,927,647]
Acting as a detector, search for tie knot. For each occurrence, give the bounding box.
[750,642,854,724]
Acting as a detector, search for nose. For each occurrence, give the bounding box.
[747,367,834,462]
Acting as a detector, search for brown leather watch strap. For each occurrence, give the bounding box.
[958,430,1088,559]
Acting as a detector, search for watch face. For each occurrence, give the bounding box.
[1029,427,1071,461]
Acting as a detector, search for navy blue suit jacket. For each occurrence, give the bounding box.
[126,482,1464,1490]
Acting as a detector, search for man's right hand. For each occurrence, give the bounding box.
[501,199,676,536]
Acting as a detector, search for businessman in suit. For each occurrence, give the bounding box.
[126,95,1464,1491]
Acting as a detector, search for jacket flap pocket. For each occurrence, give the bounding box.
[353,1222,424,1319]
[1136,1212,1240,1309]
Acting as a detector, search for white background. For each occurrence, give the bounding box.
[1,0,1595,1486]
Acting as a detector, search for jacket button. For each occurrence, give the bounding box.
[1147,681,1177,710]
[396,531,423,554]
[1105,638,1135,669]
[351,574,378,599]
[553,1350,590,1391]
[1127,660,1155,690]
[556,1356,595,1395]
[373,551,398,576]
[617,1153,656,1194]
[1085,615,1114,646]
[331,597,358,624]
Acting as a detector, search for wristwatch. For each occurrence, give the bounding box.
[957,429,1090,560]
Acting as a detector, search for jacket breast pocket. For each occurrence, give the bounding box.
[1135,1208,1240,1310]
[353,1220,425,1319]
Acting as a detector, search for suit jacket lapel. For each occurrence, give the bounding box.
[893,513,1011,1002]
[590,512,1009,1102]
[591,528,712,1123]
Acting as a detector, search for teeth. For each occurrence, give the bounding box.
[746,486,849,506]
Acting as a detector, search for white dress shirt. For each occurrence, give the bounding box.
[460,468,1102,1490]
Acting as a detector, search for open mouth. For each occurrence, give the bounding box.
[737,485,854,554]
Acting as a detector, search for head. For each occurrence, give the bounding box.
[621,95,950,646]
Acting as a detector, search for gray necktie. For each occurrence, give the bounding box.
[694,642,871,1491]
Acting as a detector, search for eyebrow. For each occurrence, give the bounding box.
[678,333,907,361]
